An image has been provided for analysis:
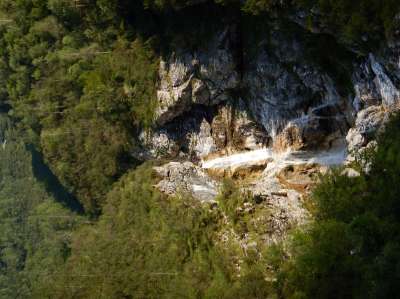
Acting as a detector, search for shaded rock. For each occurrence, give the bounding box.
[210,106,230,150]
[139,100,268,161]
[138,106,217,160]
[352,57,383,111]
[352,53,400,111]
[369,54,400,107]
[346,105,386,154]
[210,99,270,153]
[273,102,348,152]
[191,78,210,104]
[155,27,239,125]
[188,119,217,159]
[231,102,270,151]
[244,23,349,150]
[273,124,304,152]
[347,51,400,162]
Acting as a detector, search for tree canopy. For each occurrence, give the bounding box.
[274,114,400,299]
[0,1,399,298]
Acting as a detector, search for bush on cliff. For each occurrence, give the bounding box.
[274,113,400,298]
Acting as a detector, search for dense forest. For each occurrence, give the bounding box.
[1,0,400,298]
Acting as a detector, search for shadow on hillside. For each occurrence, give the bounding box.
[28,145,84,214]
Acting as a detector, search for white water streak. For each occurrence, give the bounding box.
[202,146,347,176]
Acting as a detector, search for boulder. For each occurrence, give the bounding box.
[346,105,386,154]
[341,168,361,178]
[154,161,218,202]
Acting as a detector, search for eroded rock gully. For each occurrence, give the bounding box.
[136,16,400,243]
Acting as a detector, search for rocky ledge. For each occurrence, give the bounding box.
[142,15,400,244]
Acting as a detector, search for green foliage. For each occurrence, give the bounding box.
[47,164,231,298]
[0,1,159,213]
[36,38,158,213]
[0,116,81,298]
[274,113,400,299]
[295,0,400,45]
[80,38,159,128]
[1,0,395,214]
[41,116,132,213]
[242,0,399,45]
[32,163,277,298]
[243,0,289,14]
[1,1,399,297]
[217,178,246,224]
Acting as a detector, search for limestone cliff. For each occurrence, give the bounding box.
[135,11,400,244]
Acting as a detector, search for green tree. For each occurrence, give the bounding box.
[0,115,81,298]
[275,114,400,299]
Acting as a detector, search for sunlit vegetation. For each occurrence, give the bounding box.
[0,0,396,213]
[0,1,399,298]
[42,163,274,299]
[0,0,161,213]
[271,114,400,298]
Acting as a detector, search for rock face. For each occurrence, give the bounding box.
[348,51,400,159]
[369,54,400,107]
[139,100,269,160]
[143,13,400,245]
[154,161,218,202]
[145,20,400,162]
[147,21,359,161]
[153,158,310,244]
[244,23,351,152]
[209,100,270,153]
[138,106,216,160]
[189,119,217,159]
[353,54,400,110]
[346,105,387,154]
[155,28,239,125]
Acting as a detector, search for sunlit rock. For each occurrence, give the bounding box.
[154,161,218,202]
[155,28,239,125]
